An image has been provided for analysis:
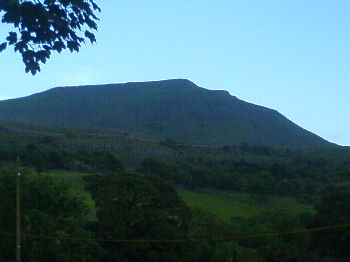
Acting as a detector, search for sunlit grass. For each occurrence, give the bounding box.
[44,170,96,220]
[176,188,267,221]
[177,188,314,221]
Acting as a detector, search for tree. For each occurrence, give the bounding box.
[239,142,250,153]
[91,151,124,172]
[310,189,350,258]
[212,242,263,262]
[85,171,196,262]
[139,157,178,182]
[236,211,309,261]
[189,207,231,262]
[0,168,102,261]
[0,0,100,74]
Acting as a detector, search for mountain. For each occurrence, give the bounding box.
[0,79,332,146]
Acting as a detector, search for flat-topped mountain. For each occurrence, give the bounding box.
[0,79,331,146]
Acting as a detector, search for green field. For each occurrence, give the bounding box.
[177,188,266,220]
[176,188,313,221]
[214,190,314,214]
[44,170,96,220]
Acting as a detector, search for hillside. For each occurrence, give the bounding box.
[0,79,331,146]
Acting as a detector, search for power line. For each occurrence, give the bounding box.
[0,222,349,244]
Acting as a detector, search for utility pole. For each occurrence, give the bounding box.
[16,157,21,262]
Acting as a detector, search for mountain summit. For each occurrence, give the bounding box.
[0,79,331,146]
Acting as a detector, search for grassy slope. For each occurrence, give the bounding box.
[176,188,313,221]
[217,190,314,214]
[0,79,331,146]
[177,188,266,220]
[1,119,346,169]
[44,170,96,220]
[0,119,178,167]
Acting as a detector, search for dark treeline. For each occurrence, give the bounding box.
[139,156,350,203]
[0,143,124,173]
[0,140,349,204]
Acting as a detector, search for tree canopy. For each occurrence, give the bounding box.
[310,188,350,258]
[0,168,101,261]
[0,0,100,74]
[85,171,195,262]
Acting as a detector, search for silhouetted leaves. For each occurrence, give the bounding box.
[0,42,7,52]
[0,0,100,74]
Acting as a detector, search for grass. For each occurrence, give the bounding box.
[176,188,267,221]
[44,170,96,220]
[176,187,314,221]
[215,190,314,214]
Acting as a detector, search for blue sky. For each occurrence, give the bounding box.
[1,1,349,145]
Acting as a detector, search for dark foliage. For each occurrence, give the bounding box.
[0,168,102,262]
[85,171,196,262]
[309,188,350,258]
[0,0,100,74]
[234,211,309,261]
[138,156,348,202]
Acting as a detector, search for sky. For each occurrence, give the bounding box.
[0,0,349,145]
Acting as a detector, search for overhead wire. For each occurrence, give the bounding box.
[0,222,349,243]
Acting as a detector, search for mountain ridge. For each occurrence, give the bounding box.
[0,79,332,146]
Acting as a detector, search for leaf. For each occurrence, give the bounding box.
[0,42,7,52]
[6,31,17,45]
[20,31,31,42]
[14,41,27,53]
[36,50,50,64]
[84,30,96,44]
[53,41,66,53]
[1,0,100,74]
[91,1,101,12]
